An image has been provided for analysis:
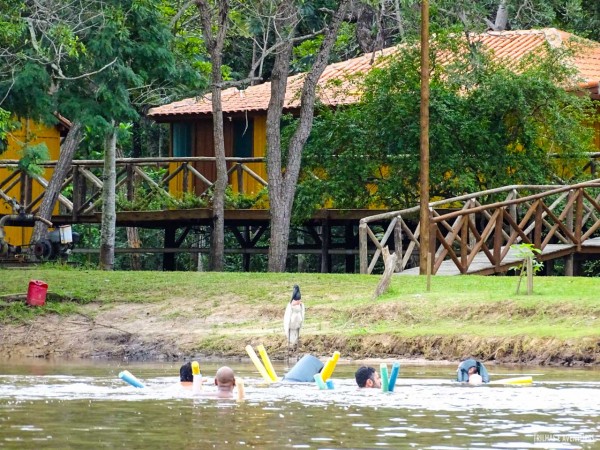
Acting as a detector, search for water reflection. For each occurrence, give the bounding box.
[0,360,598,449]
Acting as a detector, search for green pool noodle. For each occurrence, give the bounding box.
[380,363,389,392]
[313,373,327,390]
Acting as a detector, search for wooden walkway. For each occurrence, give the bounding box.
[359,180,600,276]
[399,238,600,275]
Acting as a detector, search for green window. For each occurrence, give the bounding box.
[172,122,192,157]
[233,118,253,157]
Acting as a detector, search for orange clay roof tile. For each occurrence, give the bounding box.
[149,28,600,120]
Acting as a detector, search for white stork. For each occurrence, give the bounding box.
[283,284,304,355]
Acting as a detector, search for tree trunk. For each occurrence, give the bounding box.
[30,121,82,246]
[100,125,117,270]
[209,63,227,271]
[265,0,296,272]
[115,147,142,270]
[197,0,229,272]
[494,0,508,31]
[266,0,349,272]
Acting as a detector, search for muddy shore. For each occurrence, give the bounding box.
[1,298,598,366]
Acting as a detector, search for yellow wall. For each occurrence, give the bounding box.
[230,115,268,197]
[0,118,61,246]
[168,116,269,202]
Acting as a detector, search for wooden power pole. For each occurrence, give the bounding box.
[419,0,430,275]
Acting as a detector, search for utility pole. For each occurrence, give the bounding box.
[419,0,430,274]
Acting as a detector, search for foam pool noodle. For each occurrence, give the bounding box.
[245,345,272,383]
[257,344,278,382]
[191,361,200,375]
[313,373,327,390]
[119,370,145,388]
[388,362,400,392]
[320,351,340,381]
[191,361,202,394]
[380,363,389,392]
[326,379,335,390]
[490,376,533,385]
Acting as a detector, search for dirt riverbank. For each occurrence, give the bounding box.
[1,295,598,366]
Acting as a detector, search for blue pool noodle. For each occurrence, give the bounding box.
[119,370,145,388]
[388,362,400,392]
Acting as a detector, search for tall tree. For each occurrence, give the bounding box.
[0,0,106,242]
[100,125,117,269]
[266,0,349,272]
[196,0,229,271]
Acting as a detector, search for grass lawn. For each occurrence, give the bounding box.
[2,267,598,341]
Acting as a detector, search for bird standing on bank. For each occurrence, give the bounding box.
[283,285,304,355]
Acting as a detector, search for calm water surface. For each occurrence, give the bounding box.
[0,359,598,449]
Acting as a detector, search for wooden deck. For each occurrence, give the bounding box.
[398,238,600,275]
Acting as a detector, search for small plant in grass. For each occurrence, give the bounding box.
[509,243,543,295]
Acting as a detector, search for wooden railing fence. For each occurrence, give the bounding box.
[359,180,600,275]
[0,157,267,218]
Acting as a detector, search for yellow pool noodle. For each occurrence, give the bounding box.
[245,345,272,383]
[191,361,200,376]
[490,376,533,385]
[320,351,340,381]
[257,344,278,382]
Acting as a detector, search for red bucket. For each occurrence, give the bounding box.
[27,280,48,307]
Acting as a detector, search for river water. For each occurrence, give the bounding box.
[0,359,598,449]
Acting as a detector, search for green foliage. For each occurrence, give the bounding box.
[582,259,600,277]
[510,243,544,273]
[0,63,56,124]
[300,32,597,213]
[509,243,544,295]
[17,143,49,176]
[224,186,269,209]
[0,107,15,154]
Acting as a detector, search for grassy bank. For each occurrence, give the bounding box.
[1,267,599,364]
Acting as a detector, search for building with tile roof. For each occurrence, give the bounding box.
[147,28,600,197]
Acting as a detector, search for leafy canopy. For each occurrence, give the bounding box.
[297,32,597,215]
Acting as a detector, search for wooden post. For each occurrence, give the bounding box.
[243,225,251,271]
[373,246,398,298]
[72,166,81,221]
[126,164,134,202]
[237,164,244,194]
[534,200,542,250]
[359,222,368,274]
[526,255,533,295]
[163,225,176,271]
[426,251,432,292]
[429,208,436,274]
[565,189,574,276]
[460,214,468,272]
[321,219,331,273]
[575,189,583,250]
[419,0,430,274]
[393,218,403,272]
[493,208,503,271]
[183,162,189,194]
